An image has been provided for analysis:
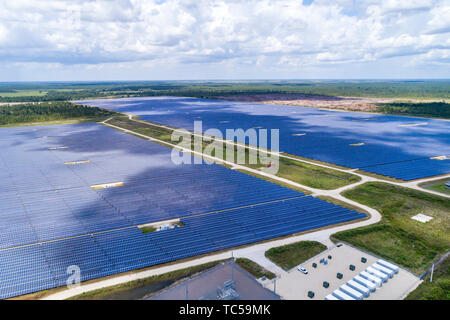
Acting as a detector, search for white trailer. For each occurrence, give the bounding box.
[367,266,388,282]
[372,263,395,278]
[360,271,382,287]
[325,294,339,300]
[340,284,364,300]
[377,259,399,274]
[354,275,377,292]
[347,279,371,297]
[332,289,356,300]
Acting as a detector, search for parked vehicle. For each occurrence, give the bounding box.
[297,266,308,274]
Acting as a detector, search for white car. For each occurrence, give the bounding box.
[297,266,308,274]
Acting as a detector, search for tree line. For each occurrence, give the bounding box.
[0,101,116,125]
[377,102,450,119]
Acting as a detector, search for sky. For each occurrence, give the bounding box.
[0,0,449,81]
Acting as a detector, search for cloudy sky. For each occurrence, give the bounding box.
[0,0,449,81]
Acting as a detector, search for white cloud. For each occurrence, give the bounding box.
[0,0,448,80]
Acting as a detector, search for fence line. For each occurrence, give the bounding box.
[419,251,450,280]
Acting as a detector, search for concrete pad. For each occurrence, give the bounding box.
[411,213,433,223]
[270,244,421,300]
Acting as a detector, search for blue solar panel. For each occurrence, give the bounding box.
[0,123,301,247]
[80,97,450,180]
[0,197,365,299]
[0,122,366,299]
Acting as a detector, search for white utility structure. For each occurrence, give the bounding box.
[340,284,364,300]
[324,294,339,300]
[353,275,377,292]
[360,271,382,287]
[332,289,356,301]
[372,263,395,278]
[377,259,399,274]
[347,279,371,297]
[366,266,388,283]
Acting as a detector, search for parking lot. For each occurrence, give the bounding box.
[270,244,421,300]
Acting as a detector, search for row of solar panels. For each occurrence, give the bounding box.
[0,124,304,249]
[359,157,450,181]
[0,179,301,249]
[0,196,366,299]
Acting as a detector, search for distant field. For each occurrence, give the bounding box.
[333,182,450,274]
[265,241,327,270]
[0,90,48,97]
[0,80,449,103]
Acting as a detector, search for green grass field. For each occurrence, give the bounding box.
[406,256,450,300]
[0,118,104,128]
[235,258,276,280]
[420,179,450,195]
[1,80,449,102]
[265,241,327,270]
[0,90,48,97]
[333,182,450,274]
[140,226,157,233]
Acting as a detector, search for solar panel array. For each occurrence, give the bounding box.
[0,123,365,299]
[0,123,300,247]
[80,97,450,180]
[0,197,365,299]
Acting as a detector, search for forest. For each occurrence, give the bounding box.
[0,101,116,125]
[377,102,450,118]
[0,80,449,102]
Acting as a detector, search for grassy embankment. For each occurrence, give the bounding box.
[265,241,327,270]
[105,116,360,191]
[427,184,450,195]
[140,226,157,233]
[406,256,450,300]
[235,258,276,280]
[333,182,450,275]
[419,178,450,196]
[0,101,117,127]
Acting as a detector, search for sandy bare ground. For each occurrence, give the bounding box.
[214,94,440,112]
[0,102,32,106]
